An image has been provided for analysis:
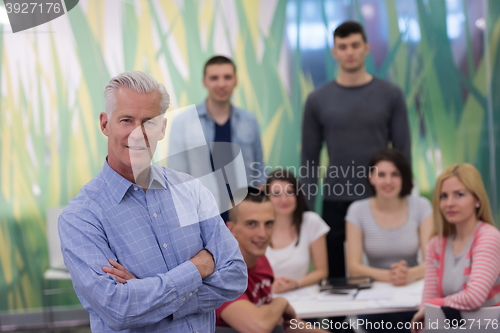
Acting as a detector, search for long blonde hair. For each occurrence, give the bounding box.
[432,164,495,238]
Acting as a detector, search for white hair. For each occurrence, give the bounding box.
[104,71,170,115]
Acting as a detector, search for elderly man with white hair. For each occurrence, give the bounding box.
[58,71,247,333]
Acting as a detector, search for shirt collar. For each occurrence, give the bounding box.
[198,99,238,119]
[197,101,208,116]
[101,160,167,203]
[149,164,167,189]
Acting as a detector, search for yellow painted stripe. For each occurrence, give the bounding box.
[22,274,35,308]
[1,53,14,202]
[15,247,23,270]
[241,0,261,55]
[198,0,214,50]
[71,125,94,188]
[47,115,61,206]
[12,152,21,222]
[299,71,315,104]
[134,2,169,87]
[14,285,22,309]
[86,0,106,48]
[234,33,263,123]
[1,104,12,202]
[261,106,283,162]
[158,0,188,67]
[0,221,13,285]
[418,155,431,193]
[79,80,99,161]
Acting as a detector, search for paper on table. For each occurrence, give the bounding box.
[317,289,357,302]
[379,281,423,308]
[376,300,420,308]
[364,280,424,307]
[278,285,319,302]
[355,288,395,300]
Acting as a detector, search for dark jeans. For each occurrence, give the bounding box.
[322,200,354,333]
[322,200,354,278]
[359,311,416,333]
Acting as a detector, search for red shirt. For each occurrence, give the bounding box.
[216,256,274,327]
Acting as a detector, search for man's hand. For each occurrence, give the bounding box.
[272,277,298,294]
[281,300,297,331]
[190,249,215,279]
[389,260,409,286]
[410,307,425,333]
[102,259,137,284]
[282,301,296,322]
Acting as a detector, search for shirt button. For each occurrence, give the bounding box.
[153,213,157,217]
[134,187,138,191]
[163,243,168,248]
[182,297,186,302]
[195,288,198,292]
[189,293,193,297]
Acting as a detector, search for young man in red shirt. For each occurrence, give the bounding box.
[217,188,327,333]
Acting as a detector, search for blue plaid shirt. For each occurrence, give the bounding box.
[59,161,247,332]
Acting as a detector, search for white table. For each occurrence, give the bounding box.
[280,280,424,319]
[42,268,90,328]
[44,268,71,280]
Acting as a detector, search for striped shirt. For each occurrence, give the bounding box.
[59,161,247,332]
[422,222,500,310]
[345,196,432,269]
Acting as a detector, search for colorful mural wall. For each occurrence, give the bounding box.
[0,0,499,311]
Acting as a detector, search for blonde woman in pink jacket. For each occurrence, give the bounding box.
[411,164,500,332]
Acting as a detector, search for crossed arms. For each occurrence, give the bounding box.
[59,182,247,331]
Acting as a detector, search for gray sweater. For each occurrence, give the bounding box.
[345,196,432,270]
[301,78,411,206]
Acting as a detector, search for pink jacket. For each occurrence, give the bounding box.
[422,222,500,310]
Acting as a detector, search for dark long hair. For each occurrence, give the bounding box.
[265,169,309,246]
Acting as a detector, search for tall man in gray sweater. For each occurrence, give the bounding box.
[301,21,411,279]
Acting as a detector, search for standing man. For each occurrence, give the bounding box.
[301,21,411,279]
[59,71,247,332]
[169,56,266,221]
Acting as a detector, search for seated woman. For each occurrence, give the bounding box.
[410,164,500,332]
[346,149,432,333]
[346,149,432,286]
[265,170,330,293]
